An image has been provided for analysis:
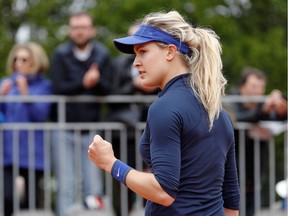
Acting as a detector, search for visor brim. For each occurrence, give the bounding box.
[113,35,154,54]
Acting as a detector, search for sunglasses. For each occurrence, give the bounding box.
[13,57,30,63]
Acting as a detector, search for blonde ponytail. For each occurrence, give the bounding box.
[188,28,227,130]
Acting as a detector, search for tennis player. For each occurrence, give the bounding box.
[89,10,240,216]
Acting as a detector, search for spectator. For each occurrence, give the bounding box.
[49,11,112,216]
[0,42,52,216]
[103,20,158,215]
[228,66,287,216]
[105,20,158,126]
[229,66,287,123]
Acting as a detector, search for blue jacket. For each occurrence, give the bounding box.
[0,73,52,170]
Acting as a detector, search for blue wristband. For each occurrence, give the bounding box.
[111,160,132,185]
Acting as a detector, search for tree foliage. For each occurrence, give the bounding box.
[0,0,286,93]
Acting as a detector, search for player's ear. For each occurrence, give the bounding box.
[166,44,177,61]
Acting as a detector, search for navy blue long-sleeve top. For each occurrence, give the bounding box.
[140,73,240,215]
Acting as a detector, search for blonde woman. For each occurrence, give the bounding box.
[89,11,240,216]
[0,42,52,216]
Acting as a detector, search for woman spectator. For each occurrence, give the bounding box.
[0,42,52,216]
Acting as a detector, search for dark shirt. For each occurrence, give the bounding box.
[140,74,240,215]
[228,90,287,122]
[104,54,157,126]
[50,41,112,122]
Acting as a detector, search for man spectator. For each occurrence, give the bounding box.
[49,12,112,216]
[103,21,158,215]
[229,66,287,123]
[228,66,287,216]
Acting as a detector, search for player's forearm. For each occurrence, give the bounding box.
[125,169,175,206]
[224,208,239,216]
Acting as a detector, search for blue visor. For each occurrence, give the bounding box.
[114,25,191,56]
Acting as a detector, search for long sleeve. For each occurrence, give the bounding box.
[229,102,264,122]
[222,139,240,210]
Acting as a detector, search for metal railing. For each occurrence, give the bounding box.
[0,95,287,216]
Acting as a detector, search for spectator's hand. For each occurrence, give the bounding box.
[248,125,272,141]
[16,75,29,95]
[0,79,12,95]
[263,90,287,116]
[83,63,100,89]
[88,135,117,173]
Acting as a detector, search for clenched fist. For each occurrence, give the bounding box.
[88,135,117,173]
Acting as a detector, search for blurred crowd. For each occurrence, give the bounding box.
[0,11,286,216]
